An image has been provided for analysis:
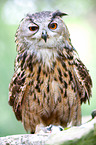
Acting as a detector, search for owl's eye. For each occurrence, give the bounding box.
[29,26,39,31]
[49,23,57,30]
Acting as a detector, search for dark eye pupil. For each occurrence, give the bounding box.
[32,27,36,30]
[29,26,38,31]
[51,24,55,28]
[49,23,57,29]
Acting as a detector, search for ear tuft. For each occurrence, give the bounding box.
[52,10,68,19]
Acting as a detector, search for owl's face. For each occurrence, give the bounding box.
[16,11,70,53]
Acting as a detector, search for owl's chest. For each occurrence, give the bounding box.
[25,55,72,103]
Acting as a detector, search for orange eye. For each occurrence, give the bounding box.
[49,23,57,30]
[29,26,38,31]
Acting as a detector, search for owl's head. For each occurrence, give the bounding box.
[16,10,71,52]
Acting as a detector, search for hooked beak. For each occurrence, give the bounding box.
[41,30,48,43]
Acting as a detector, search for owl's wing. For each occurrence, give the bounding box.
[73,50,92,104]
[9,53,27,121]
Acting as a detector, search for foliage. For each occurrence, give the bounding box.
[61,130,96,145]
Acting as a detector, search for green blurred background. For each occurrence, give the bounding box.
[0,0,96,137]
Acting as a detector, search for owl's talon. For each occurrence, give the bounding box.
[41,125,64,133]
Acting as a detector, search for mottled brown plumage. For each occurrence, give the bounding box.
[9,10,92,133]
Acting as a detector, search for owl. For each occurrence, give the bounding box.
[9,10,92,133]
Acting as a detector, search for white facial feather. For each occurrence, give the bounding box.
[37,48,57,66]
[28,47,57,67]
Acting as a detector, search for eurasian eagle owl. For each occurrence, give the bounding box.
[9,10,92,133]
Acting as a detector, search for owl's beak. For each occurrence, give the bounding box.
[41,30,48,43]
